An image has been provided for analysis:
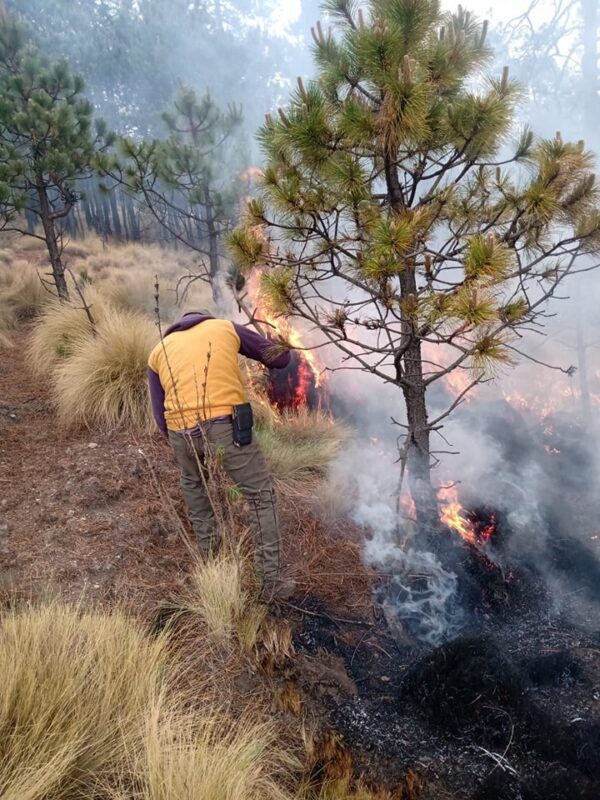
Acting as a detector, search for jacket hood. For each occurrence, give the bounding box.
[164,313,214,337]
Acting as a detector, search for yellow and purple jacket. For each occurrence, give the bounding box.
[147,313,290,434]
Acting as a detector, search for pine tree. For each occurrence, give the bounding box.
[0,14,108,299]
[228,0,600,533]
[104,87,244,306]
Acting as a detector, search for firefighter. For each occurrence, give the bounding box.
[147,310,296,603]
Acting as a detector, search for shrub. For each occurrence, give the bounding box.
[0,601,169,800]
[27,289,108,375]
[52,307,158,431]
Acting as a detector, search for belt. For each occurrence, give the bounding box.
[174,415,232,437]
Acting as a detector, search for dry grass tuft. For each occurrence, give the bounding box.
[275,683,304,716]
[0,260,49,345]
[98,267,213,324]
[301,730,354,800]
[237,601,269,654]
[183,554,249,643]
[180,552,266,652]
[256,407,347,484]
[135,699,295,800]
[0,600,169,800]
[52,307,158,431]
[27,289,108,375]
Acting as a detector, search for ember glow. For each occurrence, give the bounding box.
[438,485,496,546]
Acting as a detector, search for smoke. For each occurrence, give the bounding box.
[327,437,464,645]
[7,0,324,144]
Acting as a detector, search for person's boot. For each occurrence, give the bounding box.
[259,576,297,604]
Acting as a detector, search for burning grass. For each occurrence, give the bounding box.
[52,307,158,431]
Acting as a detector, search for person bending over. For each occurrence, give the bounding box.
[147,310,295,603]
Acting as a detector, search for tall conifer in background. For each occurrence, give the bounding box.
[102,87,244,306]
[0,13,109,299]
[229,0,600,531]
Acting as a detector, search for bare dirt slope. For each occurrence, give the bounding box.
[0,331,372,616]
[0,334,195,607]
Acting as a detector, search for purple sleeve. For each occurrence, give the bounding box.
[148,368,168,436]
[233,323,291,369]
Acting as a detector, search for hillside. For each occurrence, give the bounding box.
[1,236,599,800]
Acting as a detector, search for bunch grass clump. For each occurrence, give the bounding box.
[27,288,108,375]
[256,407,347,483]
[185,554,247,642]
[181,553,266,650]
[0,260,49,345]
[136,700,293,800]
[52,307,158,431]
[0,600,169,800]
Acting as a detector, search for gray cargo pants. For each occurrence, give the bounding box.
[168,421,280,581]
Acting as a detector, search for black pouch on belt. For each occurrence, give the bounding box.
[232,402,253,447]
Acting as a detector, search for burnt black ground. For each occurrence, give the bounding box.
[291,543,600,799]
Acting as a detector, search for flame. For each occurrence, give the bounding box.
[400,492,417,521]
[246,270,325,392]
[443,369,476,403]
[502,390,561,418]
[438,485,496,546]
[277,317,324,389]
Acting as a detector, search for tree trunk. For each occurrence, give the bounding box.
[35,178,69,300]
[385,156,438,536]
[204,188,224,308]
[99,192,112,238]
[108,187,123,239]
[125,194,140,241]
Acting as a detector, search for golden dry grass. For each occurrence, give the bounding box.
[256,407,347,484]
[97,267,213,324]
[0,600,169,800]
[133,699,294,800]
[52,307,158,431]
[180,553,266,651]
[184,554,248,642]
[27,289,109,375]
[0,232,215,325]
[0,260,49,345]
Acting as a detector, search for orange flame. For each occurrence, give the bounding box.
[400,492,417,521]
[443,369,476,403]
[438,485,496,546]
[247,270,325,391]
